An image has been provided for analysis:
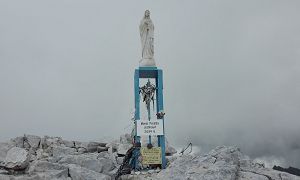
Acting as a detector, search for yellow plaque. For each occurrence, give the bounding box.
[141,147,162,164]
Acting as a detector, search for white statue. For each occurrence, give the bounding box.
[139,10,156,67]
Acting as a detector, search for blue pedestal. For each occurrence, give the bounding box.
[134,67,166,169]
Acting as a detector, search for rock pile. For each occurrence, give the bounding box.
[130,146,300,180]
[0,134,299,180]
[0,134,117,180]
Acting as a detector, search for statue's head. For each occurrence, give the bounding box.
[144,10,150,18]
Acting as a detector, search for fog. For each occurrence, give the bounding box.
[0,0,299,167]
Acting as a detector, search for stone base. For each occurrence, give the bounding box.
[139,58,156,67]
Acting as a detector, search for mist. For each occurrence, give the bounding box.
[0,0,299,167]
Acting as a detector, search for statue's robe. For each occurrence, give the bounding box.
[139,18,154,61]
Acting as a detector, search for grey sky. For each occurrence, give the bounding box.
[0,0,300,167]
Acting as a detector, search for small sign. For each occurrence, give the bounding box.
[136,120,164,136]
[141,147,162,164]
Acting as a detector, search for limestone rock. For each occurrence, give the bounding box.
[10,135,41,150]
[141,146,300,180]
[58,152,115,174]
[117,157,124,165]
[10,136,27,149]
[41,136,63,149]
[0,173,71,180]
[68,164,111,180]
[27,160,69,179]
[28,160,68,173]
[25,135,41,150]
[87,142,107,153]
[52,146,77,159]
[105,134,133,156]
[120,134,132,144]
[117,144,132,156]
[35,149,49,160]
[97,146,109,153]
[1,134,299,180]
[61,140,75,148]
[0,174,10,180]
[0,142,14,163]
[4,147,30,170]
[106,141,118,154]
[165,139,177,156]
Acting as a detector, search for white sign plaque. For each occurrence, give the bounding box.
[137,120,164,136]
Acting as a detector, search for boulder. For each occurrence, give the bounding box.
[117,157,124,165]
[58,152,115,174]
[30,170,69,179]
[117,144,132,156]
[10,135,41,150]
[61,140,75,148]
[52,146,77,159]
[87,142,107,153]
[0,173,71,180]
[28,160,68,173]
[41,136,63,149]
[120,134,132,144]
[35,148,49,160]
[0,142,14,162]
[106,140,119,154]
[24,135,41,150]
[4,147,30,171]
[97,146,109,153]
[105,134,133,156]
[0,174,10,180]
[68,164,111,180]
[10,136,27,149]
[28,160,69,179]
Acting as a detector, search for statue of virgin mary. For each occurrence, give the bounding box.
[139,10,156,67]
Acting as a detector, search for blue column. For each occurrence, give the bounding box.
[134,69,140,170]
[156,69,166,169]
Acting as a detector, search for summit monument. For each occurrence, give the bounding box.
[139,10,156,67]
[133,10,167,170]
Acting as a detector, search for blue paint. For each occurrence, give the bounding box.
[134,67,166,169]
[134,69,141,171]
[156,69,166,169]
